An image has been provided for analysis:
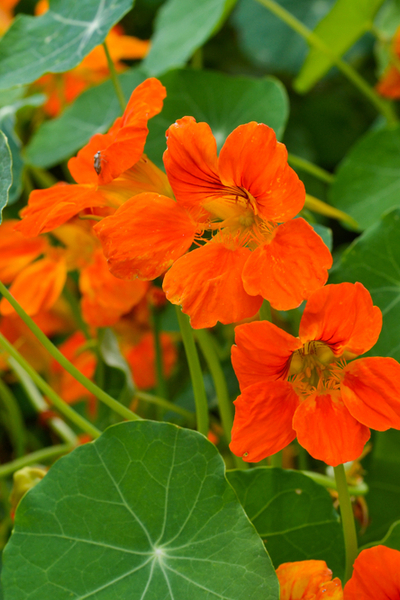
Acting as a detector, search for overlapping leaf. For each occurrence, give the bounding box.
[329,126,400,231]
[145,69,288,167]
[294,0,386,92]
[226,467,345,579]
[25,68,146,169]
[329,208,400,362]
[0,131,12,223]
[142,0,236,76]
[2,422,278,600]
[0,0,134,90]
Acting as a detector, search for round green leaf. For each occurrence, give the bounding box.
[0,0,135,90]
[145,69,288,168]
[373,520,400,551]
[226,467,345,579]
[3,422,278,600]
[329,208,400,362]
[329,126,400,231]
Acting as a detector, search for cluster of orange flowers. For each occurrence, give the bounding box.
[278,545,400,598]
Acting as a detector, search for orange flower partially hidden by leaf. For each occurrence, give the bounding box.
[230,282,400,466]
[376,27,400,98]
[277,560,343,600]
[344,545,400,599]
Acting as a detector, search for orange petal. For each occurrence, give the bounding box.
[242,218,332,310]
[68,133,114,185]
[315,579,343,600]
[0,257,67,316]
[232,320,301,391]
[94,193,196,280]
[218,122,305,222]
[276,560,333,600]
[293,393,370,467]
[163,117,221,210]
[341,357,400,431]
[79,249,149,327]
[0,220,47,283]
[230,381,299,462]
[124,332,177,389]
[163,242,263,329]
[376,66,400,99]
[299,282,382,357]
[15,183,108,237]
[344,545,400,599]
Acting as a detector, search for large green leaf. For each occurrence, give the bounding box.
[146,69,288,168]
[329,126,400,231]
[25,68,146,169]
[0,0,134,90]
[294,0,385,92]
[2,422,279,600]
[374,520,400,550]
[358,430,400,545]
[0,131,12,223]
[231,0,335,74]
[226,467,345,579]
[329,208,400,362]
[142,0,236,76]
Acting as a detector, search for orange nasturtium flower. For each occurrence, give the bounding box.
[344,545,400,599]
[376,26,400,99]
[15,78,168,238]
[95,117,332,328]
[277,560,342,599]
[230,282,400,466]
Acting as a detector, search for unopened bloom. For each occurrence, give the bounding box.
[95,117,332,328]
[277,560,342,599]
[230,282,400,466]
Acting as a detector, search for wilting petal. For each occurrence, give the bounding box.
[0,257,67,316]
[341,357,400,431]
[163,241,263,329]
[15,183,108,237]
[344,545,400,599]
[0,220,47,283]
[80,249,149,327]
[94,193,197,280]
[230,381,299,462]
[218,122,305,222]
[242,218,332,310]
[293,393,370,467]
[299,282,382,357]
[232,320,301,391]
[277,560,334,600]
[163,117,221,210]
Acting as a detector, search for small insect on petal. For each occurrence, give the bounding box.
[94,151,102,175]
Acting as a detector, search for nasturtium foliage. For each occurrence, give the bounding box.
[0,0,135,90]
[329,126,400,231]
[226,467,345,580]
[2,422,279,600]
[25,68,146,169]
[98,328,135,407]
[145,69,288,167]
[142,0,236,76]
[231,0,335,74]
[329,208,400,362]
[0,131,12,224]
[374,520,400,551]
[294,0,386,92]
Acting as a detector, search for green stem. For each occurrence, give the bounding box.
[259,300,272,321]
[254,0,398,125]
[270,451,282,467]
[195,329,246,469]
[0,378,26,457]
[0,333,101,440]
[0,281,141,423]
[103,40,126,112]
[302,470,368,496]
[0,444,73,479]
[9,358,78,446]
[287,153,334,184]
[63,283,91,341]
[334,463,359,583]
[135,390,196,424]
[175,307,209,436]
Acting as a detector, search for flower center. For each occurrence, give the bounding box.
[288,341,346,398]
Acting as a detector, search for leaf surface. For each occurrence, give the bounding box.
[0,131,12,223]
